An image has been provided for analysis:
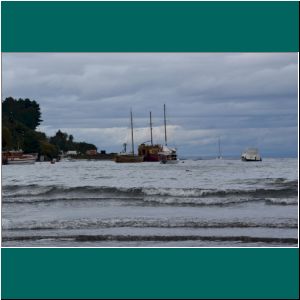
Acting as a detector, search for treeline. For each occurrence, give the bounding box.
[2,97,97,159]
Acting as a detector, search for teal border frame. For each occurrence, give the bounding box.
[1,1,299,52]
[2,248,299,299]
[1,1,299,299]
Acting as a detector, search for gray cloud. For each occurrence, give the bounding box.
[2,53,298,157]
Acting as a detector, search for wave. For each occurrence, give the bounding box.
[270,178,298,187]
[2,182,298,207]
[2,234,298,245]
[3,218,297,230]
[143,197,298,206]
[143,187,298,198]
[2,196,143,204]
[2,196,298,206]
[265,198,298,205]
[2,185,144,197]
[3,184,298,197]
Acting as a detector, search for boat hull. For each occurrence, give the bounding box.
[241,157,262,162]
[115,155,144,163]
[6,159,36,165]
[160,159,179,164]
[143,154,160,162]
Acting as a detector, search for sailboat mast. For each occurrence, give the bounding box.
[130,110,134,155]
[218,137,221,158]
[150,111,153,146]
[164,104,167,146]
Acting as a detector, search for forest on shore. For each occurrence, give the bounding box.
[2,97,97,159]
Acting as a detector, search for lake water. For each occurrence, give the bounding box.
[1,158,298,247]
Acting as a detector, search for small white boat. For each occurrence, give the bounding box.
[6,155,36,165]
[3,150,36,165]
[241,148,262,161]
[61,157,75,162]
[159,146,179,164]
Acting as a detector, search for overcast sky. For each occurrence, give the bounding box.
[2,53,298,157]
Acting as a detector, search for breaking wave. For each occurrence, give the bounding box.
[2,182,298,207]
[2,184,143,197]
[265,198,298,205]
[2,181,298,198]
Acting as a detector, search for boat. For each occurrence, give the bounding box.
[60,156,76,162]
[241,148,262,161]
[2,150,36,165]
[138,143,162,162]
[115,152,144,163]
[138,111,163,161]
[159,145,178,164]
[115,110,144,163]
[216,137,223,159]
[158,104,179,164]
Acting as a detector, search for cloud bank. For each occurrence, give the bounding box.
[2,53,298,157]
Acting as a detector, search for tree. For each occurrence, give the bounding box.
[2,126,12,149]
[66,134,76,150]
[22,131,41,153]
[74,142,97,154]
[40,141,59,159]
[2,97,97,157]
[2,97,42,130]
[49,130,69,152]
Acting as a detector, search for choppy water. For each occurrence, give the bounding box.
[1,158,298,247]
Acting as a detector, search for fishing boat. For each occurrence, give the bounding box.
[2,150,36,165]
[138,111,163,161]
[241,148,262,161]
[158,104,179,164]
[115,110,144,163]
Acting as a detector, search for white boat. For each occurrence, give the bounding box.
[61,157,76,162]
[241,148,262,161]
[6,155,36,165]
[159,146,178,164]
[159,104,178,164]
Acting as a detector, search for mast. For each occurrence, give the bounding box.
[150,111,153,146]
[164,104,167,146]
[218,136,222,158]
[130,110,134,155]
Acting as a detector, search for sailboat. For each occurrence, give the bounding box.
[216,137,223,159]
[138,111,163,162]
[158,104,178,164]
[115,110,144,163]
